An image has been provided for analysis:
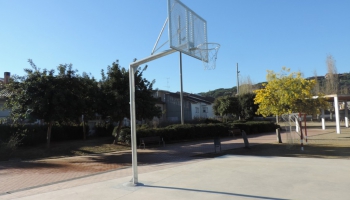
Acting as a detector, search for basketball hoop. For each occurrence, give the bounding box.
[193,43,220,70]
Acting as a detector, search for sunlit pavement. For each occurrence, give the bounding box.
[1,124,350,200]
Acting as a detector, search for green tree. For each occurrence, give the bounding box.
[55,66,99,139]
[4,60,96,147]
[213,96,240,121]
[98,60,160,144]
[238,93,258,120]
[98,61,130,144]
[134,65,161,120]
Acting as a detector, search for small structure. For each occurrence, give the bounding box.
[320,94,350,134]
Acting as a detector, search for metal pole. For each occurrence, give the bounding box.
[304,113,308,144]
[128,48,177,186]
[321,109,325,130]
[334,96,341,134]
[345,101,349,128]
[178,16,184,125]
[236,63,240,95]
[129,65,138,185]
[180,52,184,124]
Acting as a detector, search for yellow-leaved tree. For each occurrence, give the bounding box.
[254,67,329,150]
[254,67,329,117]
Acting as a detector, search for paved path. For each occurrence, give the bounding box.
[0,128,337,199]
[3,155,350,200]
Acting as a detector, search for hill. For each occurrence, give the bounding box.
[199,73,350,99]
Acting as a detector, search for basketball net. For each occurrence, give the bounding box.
[194,43,220,70]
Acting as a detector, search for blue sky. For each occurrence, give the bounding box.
[1,0,349,94]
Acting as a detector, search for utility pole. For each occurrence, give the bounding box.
[180,52,184,125]
[236,63,240,95]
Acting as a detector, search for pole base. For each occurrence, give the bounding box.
[124,181,144,187]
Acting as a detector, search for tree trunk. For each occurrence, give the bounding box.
[298,113,304,150]
[113,120,123,144]
[47,121,53,148]
[304,113,308,144]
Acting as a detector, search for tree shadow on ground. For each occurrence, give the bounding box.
[0,136,129,162]
[88,144,216,167]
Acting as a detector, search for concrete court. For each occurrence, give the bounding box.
[5,155,350,200]
[2,126,350,200]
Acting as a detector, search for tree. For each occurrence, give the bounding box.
[254,67,328,117]
[98,60,161,144]
[254,68,330,150]
[213,96,240,121]
[325,55,339,94]
[239,76,256,95]
[238,93,258,120]
[4,60,96,147]
[134,66,161,120]
[312,70,321,95]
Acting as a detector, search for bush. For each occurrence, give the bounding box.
[0,124,115,147]
[118,128,131,144]
[134,121,279,145]
[186,118,222,125]
[228,121,280,134]
[0,121,279,147]
[1,132,24,151]
[95,124,114,137]
[136,123,229,145]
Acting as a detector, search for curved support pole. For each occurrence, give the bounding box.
[129,65,138,185]
[129,49,177,185]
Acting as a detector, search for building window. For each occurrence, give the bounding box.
[195,107,199,113]
[202,107,208,113]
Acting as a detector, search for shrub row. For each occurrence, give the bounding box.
[120,121,279,145]
[227,121,280,134]
[0,121,279,147]
[135,123,228,144]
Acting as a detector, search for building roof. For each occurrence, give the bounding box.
[169,92,214,104]
[323,94,350,101]
[186,93,215,104]
[152,90,215,105]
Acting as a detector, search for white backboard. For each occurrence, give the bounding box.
[168,0,208,61]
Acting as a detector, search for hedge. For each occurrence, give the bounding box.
[126,121,279,145]
[0,121,280,147]
[228,121,280,134]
